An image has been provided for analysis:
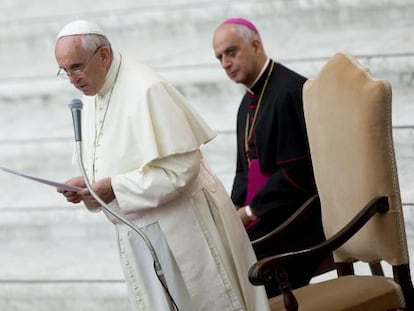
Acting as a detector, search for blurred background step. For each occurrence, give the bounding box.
[0,207,123,279]
[0,282,130,311]
[0,0,413,77]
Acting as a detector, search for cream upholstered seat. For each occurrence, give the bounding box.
[248,52,414,311]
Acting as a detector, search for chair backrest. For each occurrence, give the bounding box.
[303,52,409,266]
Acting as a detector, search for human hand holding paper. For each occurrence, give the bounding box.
[58,176,113,210]
[57,176,86,204]
[0,166,83,192]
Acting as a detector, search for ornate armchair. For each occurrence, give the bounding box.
[249,52,414,311]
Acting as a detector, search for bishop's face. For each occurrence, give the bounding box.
[55,36,109,96]
[213,24,262,88]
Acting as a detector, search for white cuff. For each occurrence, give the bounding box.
[245,205,254,217]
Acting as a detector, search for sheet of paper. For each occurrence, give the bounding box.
[0,166,82,192]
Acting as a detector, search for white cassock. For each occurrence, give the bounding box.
[80,52,270,311]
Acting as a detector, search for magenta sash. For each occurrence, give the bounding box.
[245,159,269,230]
[246,159,269,205]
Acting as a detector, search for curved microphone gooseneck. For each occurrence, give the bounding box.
[68,98,178,311]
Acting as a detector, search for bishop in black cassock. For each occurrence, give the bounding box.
[232,59,325,296]
[213,18,326,298]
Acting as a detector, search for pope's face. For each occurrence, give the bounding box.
[55,36,108,96]
[212,24,262,87]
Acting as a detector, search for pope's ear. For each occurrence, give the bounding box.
[99,46,112,66]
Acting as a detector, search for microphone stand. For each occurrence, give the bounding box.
[71,117,177,311]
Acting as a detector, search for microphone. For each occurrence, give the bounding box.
[67,99,178,310]
[68,98,83,142]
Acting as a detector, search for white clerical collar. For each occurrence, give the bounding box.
[246,58,270,95]
[98,52,121,97]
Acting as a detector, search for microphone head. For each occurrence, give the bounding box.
[68,98,83,142]
[69,98,83,110]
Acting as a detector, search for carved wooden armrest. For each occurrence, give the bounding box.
[249,196,389,285]
[251,194,320,252]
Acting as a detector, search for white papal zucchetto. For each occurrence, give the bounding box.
[56,19,106,40]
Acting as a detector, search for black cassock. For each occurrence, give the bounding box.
[231,60,325,297]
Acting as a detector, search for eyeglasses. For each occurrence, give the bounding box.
[57,45,103,79]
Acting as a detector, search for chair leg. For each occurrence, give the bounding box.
[369,262,384,276]
[337,262,354,276]
[277,268,298,311]
[392,264,414,310]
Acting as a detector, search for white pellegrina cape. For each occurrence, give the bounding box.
[80,52,270,311]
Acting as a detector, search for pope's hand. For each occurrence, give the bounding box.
[79,177,115,208]
[57,176,86,204]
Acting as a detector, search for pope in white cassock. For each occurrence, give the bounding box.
[54,19,270,311]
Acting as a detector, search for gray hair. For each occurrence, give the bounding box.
[80,34,112,53]
[233,24,261,43]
